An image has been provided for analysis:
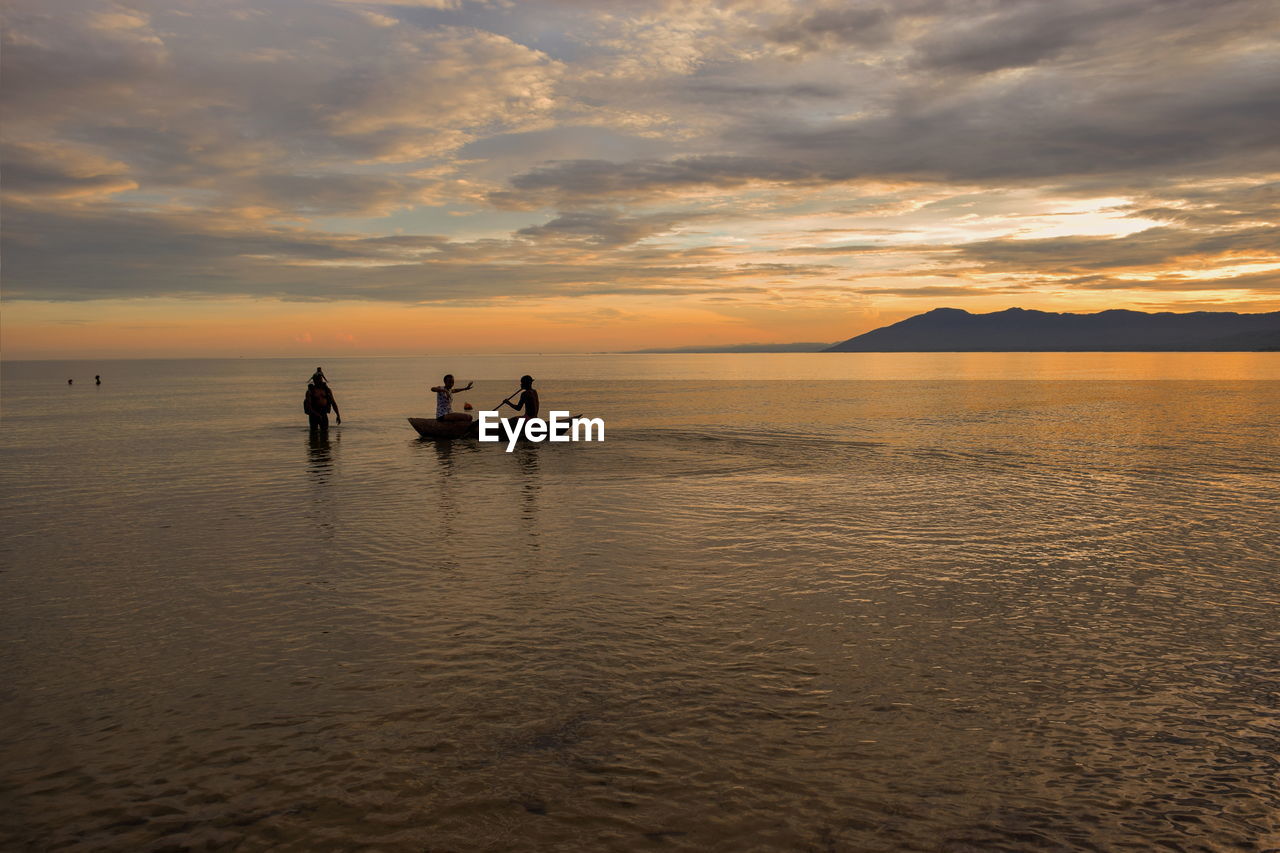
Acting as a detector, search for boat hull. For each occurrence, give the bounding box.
[408,417,480,440]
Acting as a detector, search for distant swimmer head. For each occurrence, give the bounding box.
[520,374,534,389]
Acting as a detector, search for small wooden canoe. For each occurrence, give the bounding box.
[408,417,480,440]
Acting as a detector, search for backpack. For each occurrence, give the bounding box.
[305,385,329,415]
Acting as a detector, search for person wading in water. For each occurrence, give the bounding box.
[304,381,341,432]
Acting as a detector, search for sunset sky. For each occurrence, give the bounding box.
[3,0,1278,357]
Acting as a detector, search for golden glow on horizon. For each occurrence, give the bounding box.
[3,296,885,358]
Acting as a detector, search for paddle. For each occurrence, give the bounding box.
[496,389,521,411]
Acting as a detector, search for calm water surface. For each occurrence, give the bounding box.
[2,354,1278,851]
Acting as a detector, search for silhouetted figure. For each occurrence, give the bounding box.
[430,373,473,419]
[67,379,73,385]
[311,366,327,385]
[501,375,539,420]
[95,375,101,386]
[304,381,341,432]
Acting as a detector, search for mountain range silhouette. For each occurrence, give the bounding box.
[825,308,1280,352]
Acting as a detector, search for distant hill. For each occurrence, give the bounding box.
[628,342,833,353]
[825,308,1280,352]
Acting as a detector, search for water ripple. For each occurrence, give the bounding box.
[2,372,1278,850]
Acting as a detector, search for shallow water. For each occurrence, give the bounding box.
[2,355,1278,851]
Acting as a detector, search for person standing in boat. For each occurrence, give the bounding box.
[500,375,539,422]
[305,380,341,432]
[431,374,473,419]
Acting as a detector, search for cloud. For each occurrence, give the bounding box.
[1123,181,1280,229]
[2,0,1277,321]
[486,0,1280,210]
[1068,268,1280,293]
[1133,297,1280,312]
[959,224,1280,275]
[330,0,461,7]
[224,172,462,218]
[779,242,936,256]
[761,4,895,54]
[914,0,1277,75]
[319,27,561,161]
[492,155,822,207]
[515,208,693,246]
[855,285,1024,297]
[2,0,563,215]
[492,58,1280,207]
[0,199,832,303]
[0,141,137,200]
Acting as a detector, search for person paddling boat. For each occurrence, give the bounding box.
[500,375,539,421]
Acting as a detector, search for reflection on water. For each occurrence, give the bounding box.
[422,437,463,539]
[302,431,339,562]
[306,430,335,476]
[0,357,1277,851]
[514,444,542,534]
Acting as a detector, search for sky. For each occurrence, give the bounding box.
[2,0,1278,357]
